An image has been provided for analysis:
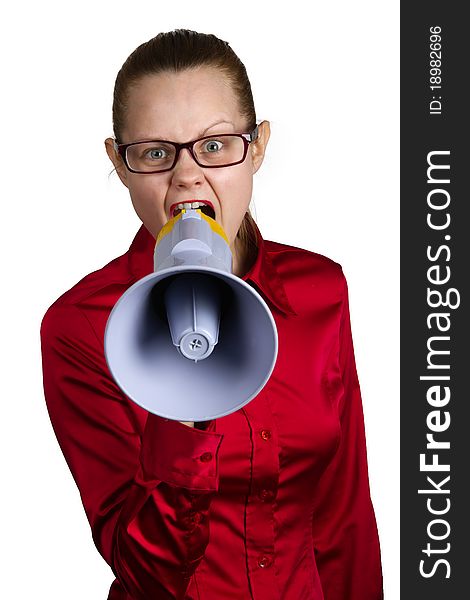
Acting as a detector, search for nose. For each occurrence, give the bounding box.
[171,147,204,189]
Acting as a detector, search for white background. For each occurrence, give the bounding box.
[1,1,399,597]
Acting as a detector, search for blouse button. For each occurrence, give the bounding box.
[191,512,202,524]
[260,429,272,441]
[200,452,213,463]
[259,489,274,502]
[258,555,272,568]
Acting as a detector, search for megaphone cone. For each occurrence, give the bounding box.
[104,209,278,422]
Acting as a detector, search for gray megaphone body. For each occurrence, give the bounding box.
[104,208,278,422]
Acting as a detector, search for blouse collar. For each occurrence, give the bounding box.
[127,219,297,316]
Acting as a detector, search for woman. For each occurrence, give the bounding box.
[41,29,384,599]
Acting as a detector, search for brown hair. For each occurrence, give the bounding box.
[112,29,258,255]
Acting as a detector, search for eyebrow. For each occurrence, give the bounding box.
[199,120,235,136]
[134,120,235,142]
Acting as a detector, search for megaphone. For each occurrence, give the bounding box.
[104,208,278,422]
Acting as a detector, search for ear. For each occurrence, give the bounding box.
[105,138,129,188]
[250,120,271,174]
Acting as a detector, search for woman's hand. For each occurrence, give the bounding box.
[179,421,195,428]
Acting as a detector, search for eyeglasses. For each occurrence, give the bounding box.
[114,126,259,174]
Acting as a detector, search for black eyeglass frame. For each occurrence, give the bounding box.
[114,125,259,174]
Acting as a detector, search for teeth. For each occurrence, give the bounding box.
[172,201,209,216]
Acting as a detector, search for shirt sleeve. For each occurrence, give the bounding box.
[40,302,224,600]
[311,270,384,600]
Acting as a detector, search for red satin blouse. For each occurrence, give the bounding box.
[40,220,383,599]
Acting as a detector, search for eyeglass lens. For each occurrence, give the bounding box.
[125,135,246,172]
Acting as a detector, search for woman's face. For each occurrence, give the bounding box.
[105,67,270,253]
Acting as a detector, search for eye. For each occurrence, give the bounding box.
[145,147,168,160]
[202,139,223,153]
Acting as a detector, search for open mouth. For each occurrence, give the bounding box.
[170,200,216,220]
